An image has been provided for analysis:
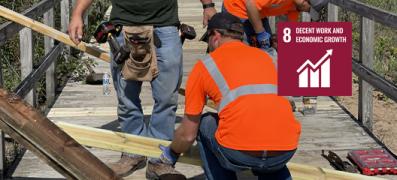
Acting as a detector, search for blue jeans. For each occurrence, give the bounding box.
[110,26,182,143]
[197,113,295,180]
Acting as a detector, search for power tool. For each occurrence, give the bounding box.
[94,21,130,64]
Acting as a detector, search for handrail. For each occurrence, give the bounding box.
[0,0,61,46]
[330,0,397,28]
[352,59,397,102]
[14,43,63,98]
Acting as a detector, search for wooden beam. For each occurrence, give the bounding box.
[0,89,118,179]
[0,5,110,62]
[19,27,35,106]
[0,116,74,179]
[352,60,397,103]
[14,44,63,99]
[60,0,70,57]
[0,0,61,46]
[327,3,339,22]
[55,121,385,180]
[44,8,56,108]
[358,17,374,131]
[330,0,397,28]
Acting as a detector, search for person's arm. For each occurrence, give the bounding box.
[246,0,264,33]
[170,114,201,154]
[158,114,200,165]
[68,0,93,45]
[200,0,217,27]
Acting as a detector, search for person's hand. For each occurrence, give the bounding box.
[256,31,271,49]
[68,15,84,45]
[203,7,216,27]
[159,145,179,166]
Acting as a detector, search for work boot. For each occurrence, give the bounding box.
[108,153,147,177]
[146,161,186,180]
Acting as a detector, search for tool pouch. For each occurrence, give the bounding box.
[121,26,159,81]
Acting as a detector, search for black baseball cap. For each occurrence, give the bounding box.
[199,13,244,42]
[309,0,330,21]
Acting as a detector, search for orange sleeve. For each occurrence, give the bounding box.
[184,61,207,115]
[287,11,299,21]
[255,0,271,10]
[256,0,283,10]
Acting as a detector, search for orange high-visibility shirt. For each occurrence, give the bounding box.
[185,41,301,150]
[224,0,300,21]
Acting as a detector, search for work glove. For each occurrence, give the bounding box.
[256,31,271,50]
[159,144,179,166]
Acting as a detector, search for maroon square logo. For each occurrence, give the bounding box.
[277,22,352,96]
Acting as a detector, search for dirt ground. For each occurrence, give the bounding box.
[336,82,397,154]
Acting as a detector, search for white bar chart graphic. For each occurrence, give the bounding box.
[297,49,333,88]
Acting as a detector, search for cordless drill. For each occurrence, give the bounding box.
[94,21,130,64]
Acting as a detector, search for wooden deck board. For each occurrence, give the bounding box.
[10,0,396,179]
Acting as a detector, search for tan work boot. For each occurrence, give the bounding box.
[108,154,147,177]
[146,161,186,180]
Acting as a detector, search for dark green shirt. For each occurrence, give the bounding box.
[110,0,179,27]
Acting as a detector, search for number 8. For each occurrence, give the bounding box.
[283,28,291,43]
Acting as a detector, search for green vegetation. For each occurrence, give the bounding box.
[0,0,110,105]
[343,0,397,84]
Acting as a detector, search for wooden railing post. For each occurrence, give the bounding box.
[269,16,276,33]
[0,58,4,179]
[359,16,375,131]
[61,0,70,57]
[301,12,311,22]
[328,3,339,22]
[19,28,35,106]
[44,9,55,108]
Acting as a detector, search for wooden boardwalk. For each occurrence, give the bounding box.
[10,0,394,179]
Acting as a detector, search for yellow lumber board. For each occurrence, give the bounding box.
[0,5,110,62]
[56,121,201,165]
[56,122,385,180]
[48,106,186,118]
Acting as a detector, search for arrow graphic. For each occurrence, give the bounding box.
[297,49,333,73]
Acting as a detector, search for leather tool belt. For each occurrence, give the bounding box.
[121,26,159,81]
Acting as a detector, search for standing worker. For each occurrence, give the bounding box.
[222,0,329,52]
[159,13,301,180]
[69,0,184,179]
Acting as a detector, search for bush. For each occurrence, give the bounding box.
[0,0,110,105]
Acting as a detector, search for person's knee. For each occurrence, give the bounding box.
[198,113,218,137]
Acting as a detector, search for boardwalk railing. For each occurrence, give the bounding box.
[0,0,75,178]
[269,0,397,132]
[0,0,396,178]
[328,0,397,132]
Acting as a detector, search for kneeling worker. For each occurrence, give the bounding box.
[159,13,301,180]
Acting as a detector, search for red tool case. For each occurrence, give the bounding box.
[348,148,397,175]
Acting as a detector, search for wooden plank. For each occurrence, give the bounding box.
[327,3,338,22]
[48,106,185,118]
[14,44,63,99]
[60,0,70,56]
[0,5,110,62]
[358,17,374,131]
[0,0,61,46]
[0,131,4,179]
[268,16,276,33]
[330,0,397,28]
[19,28,35,106]
[0,117,74,179]
[352,60,397,103]
[55,121,385,180]
[44,8,56,108]
[0,89,118,179]
[0,55,3,179]
[301,12,311,22]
